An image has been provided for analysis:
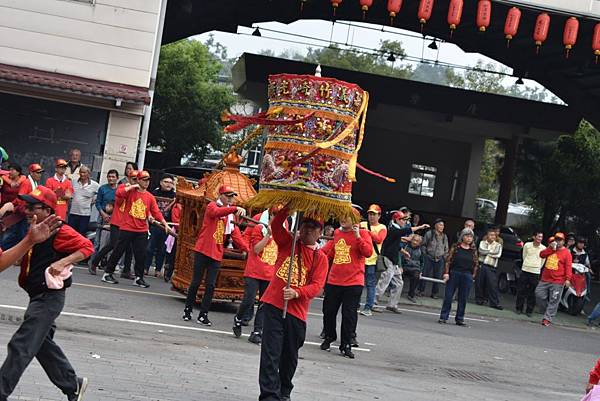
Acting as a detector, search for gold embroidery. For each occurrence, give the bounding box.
[275,255,307,287]
[213,220,225,245]
[260,241,278,266]
[333,238,352,265]
[545,254,559,270]
[129,198,147,220]
[31,188,42,196]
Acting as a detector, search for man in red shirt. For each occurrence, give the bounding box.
[101,170,167,288]
[45,159,73,221]
[535,232,573,326]
[258,207,328,401]
[232,205,282,344]
[0,164,30,249]
[182,185,247,325]
[321,209,373,359]
[0,185,94,401]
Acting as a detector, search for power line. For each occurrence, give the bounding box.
[239,28,517,79]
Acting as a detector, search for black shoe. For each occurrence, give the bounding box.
[68,377,88,401]
[241,320,250,327]
[515,309,523,315]
[182,308,192,321]
[340,344,355,359]
[281,396,291,401]
[101,273,118,284]
[476,301,485,306]
[455,321,469,327]
[438,319,447,324]
[525,311,533,318]
[490,305,504,310]
[233,316,242,338]
[319,329,326,339]
[320,339,333,351]
[88,262,96,276]
[248,331,262,345]
[351,334,359,348]
[197,313,212,326]
[430,294,439,299]
[133,277,150,288]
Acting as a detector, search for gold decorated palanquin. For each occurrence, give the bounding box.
[171,150,257,301]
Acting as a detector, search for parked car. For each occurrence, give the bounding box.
[474,223,524,294]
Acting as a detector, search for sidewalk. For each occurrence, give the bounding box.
[375,291,597,330]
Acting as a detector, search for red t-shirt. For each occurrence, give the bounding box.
[116,186,163,233]
[260,208,328,322]
[590,358,600,385]
[109,184,127,227]
[244,223,278,281]
[322,228,373,286]
[171,203,182,224]
[540,247,573,284]
[193,201,248,262]
[1,175,27,206]
[45,176,73,221]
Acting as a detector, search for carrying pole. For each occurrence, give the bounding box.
[282,211,304,318]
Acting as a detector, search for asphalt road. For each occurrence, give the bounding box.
[0,266,597,401]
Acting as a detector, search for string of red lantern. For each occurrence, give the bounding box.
[359,0,373,20]
[593,23,600,64]
[330,0,342,17]
[563,17,579,58]
[504,7,522,48]
[418,0,435,32]
[533,13,550,54]
[387,0,403,26]
[447,0,463,37]
[476,0,491,32]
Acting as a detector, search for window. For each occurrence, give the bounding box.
[246,145,262,168]
[408,164,437,198]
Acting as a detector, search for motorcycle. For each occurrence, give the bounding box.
[559,262,588,316]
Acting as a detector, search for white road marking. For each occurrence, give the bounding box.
[72,283,185,299]
[0,304,371,352]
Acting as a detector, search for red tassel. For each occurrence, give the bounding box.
[357,163,396,183]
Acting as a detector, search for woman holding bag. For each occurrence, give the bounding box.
[359,204,387,316]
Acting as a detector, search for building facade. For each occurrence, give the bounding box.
[0,0,162,182]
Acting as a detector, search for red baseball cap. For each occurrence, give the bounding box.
[219,185,238,196]
[55,159,68,167]
[367,204,382,214]
[128,169,139,178]
[392,211,406,221]
[19,186,57,210]
[554,232,566,240]
[28,163,44,173]
[137,170,151,180]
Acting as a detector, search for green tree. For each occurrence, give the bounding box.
[150,39,235,164]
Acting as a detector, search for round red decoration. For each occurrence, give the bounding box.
[387,0,403,25]
[593,23,600,63]
[360,0,373,19]
[563,17,579,58]
[533,13,550,54]
[476,0,491,32]
[447,0,463,36]
[504,7,521,47]
[418,0,435,30]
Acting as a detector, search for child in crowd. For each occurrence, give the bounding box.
[401,234,424,303]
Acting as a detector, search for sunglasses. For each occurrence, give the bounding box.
[139,178,150,181]
[25,204,47,211]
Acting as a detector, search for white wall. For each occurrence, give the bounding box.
[0,0,160,88]
[505,0,600,18]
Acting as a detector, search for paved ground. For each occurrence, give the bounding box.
[0,266,598,401]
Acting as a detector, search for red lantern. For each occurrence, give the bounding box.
[418,0,435,31]
[533,13,550,54]
[476,0,491,32]
[331,0,342,16]
[504,7,521,47]
[592,23,600,63]
[360,0,373,19]
[447,0,463,37]
[388,0,403,25]
[563,17,579,58]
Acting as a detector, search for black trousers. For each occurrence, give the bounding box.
[259,304,306,401]
[475,264,501,307]
[235,277,269,333]
[105,230,147,278]
[322,284,363,347]
[92,224,132,274]
[0,291,77,400]
[184,252,221,314]
[403,269,421,298]
[516,271,540,313]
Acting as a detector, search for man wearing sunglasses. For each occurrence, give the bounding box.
[0,186,94,401]
[182,185,247,325]
[101,170,167,288]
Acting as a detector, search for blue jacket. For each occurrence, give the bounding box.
[95,183,116,213]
